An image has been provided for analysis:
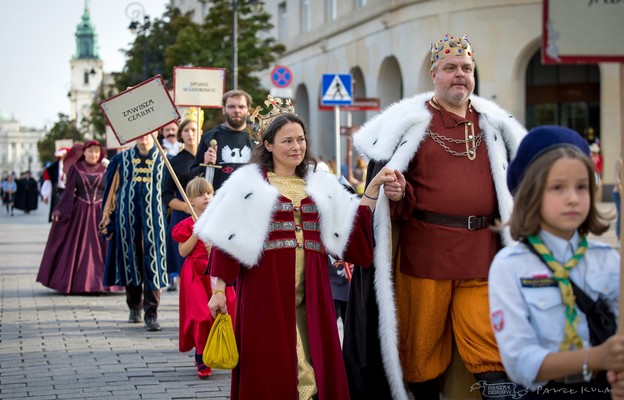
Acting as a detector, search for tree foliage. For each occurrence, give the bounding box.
[115,6,191,90]
[37,114,84,164]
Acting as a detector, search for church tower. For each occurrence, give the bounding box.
[69,0,103,130]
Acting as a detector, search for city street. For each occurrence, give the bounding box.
[0,200,619,399]
[0,202,231,399]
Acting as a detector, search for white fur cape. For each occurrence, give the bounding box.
[353,92,527,400]
[193,164,362,267]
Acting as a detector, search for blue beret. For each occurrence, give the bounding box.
[507,125,590,194]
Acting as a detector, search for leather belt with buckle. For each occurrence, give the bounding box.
[412,209,495,231]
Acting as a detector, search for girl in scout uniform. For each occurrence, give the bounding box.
[489,125,624,398]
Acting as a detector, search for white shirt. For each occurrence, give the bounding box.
[488,230,619,390]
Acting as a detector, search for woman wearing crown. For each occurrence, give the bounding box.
[194,107,401,399]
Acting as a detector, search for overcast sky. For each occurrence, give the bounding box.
[0,0,168,129]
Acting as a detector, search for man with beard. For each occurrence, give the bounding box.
[344,34,527,400]
[190,90,254,192]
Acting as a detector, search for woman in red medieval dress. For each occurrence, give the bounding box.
[194,112,402,400]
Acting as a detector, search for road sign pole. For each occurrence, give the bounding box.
[334,105,341,178]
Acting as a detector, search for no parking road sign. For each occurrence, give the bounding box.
[271,65,293,88]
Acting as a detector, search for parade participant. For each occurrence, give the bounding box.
[346,34,527,399]
[162,109,202,292]
[100,133,168,332]
[41,147,69,222]
[489,125,624,398]
[2,173,16,216]
[196,109,400,400]
[14,170,39,214]
[189,89,255,192]
[173,177,236,379]
[161,121,182,157]
[37,141,109,294]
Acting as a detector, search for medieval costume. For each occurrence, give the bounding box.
[194,164,374,400]
[14,171,39,213]
[37,143,108,293]
[172,217,236,372]
[345,92,526,399]
[101,144,168,327]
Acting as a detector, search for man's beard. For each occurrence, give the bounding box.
[225,113,246,130]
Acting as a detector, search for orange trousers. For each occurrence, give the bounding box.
[395,257,504,383]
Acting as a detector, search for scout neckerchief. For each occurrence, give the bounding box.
[527,234,588,351]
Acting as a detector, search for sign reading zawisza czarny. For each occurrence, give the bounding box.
[99,75,180,145]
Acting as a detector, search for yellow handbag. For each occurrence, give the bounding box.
[203,313,239,369]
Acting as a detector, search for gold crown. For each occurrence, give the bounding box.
[182,106,204,129]
[249,95,295,141]
[430,34,474,64]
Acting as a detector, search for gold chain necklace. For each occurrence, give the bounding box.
[427,124,482,160]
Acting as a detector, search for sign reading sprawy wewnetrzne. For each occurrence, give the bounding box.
[174,67,226,107]
[99,76,180,145]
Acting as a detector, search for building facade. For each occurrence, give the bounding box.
[0,111,45,177]
[170,0,623,188]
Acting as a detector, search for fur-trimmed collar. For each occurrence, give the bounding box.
[194,164,362,267]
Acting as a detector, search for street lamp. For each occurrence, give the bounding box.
[126,2,151,81]
[232,0,262,90]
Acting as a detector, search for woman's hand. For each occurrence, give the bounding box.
[208,290,227,319]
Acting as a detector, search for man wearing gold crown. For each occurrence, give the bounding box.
[345,34,527,400]
[190,89,255,192]
[99,133,168,332]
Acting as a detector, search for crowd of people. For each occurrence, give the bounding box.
[25,32,624,400]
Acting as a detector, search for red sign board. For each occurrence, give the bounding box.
[319,97,380,112]
[542,0,624,64]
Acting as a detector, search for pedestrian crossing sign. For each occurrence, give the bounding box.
[321,74,353,106]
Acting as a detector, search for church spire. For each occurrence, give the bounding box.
[74,0,99,60]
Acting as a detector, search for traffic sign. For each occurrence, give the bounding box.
[321,74,353,106]
[319,97,380,112]
[271,65,293,88]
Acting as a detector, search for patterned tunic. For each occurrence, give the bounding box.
[101,145,168,290]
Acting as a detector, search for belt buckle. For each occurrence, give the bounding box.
[468,215,478,230]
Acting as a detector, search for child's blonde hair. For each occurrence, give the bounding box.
[508,146,609,240]
[185,177,214,199]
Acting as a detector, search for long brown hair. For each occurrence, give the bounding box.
[508,146,610,241]
[250,114,317,178]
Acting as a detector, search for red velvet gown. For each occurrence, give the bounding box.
[36,161,108,293]
[173,217,236,354]
[209,195,373,400]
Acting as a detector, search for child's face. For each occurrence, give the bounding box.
[191,192,213,213]
[540,157,591,240]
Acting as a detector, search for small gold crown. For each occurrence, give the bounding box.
[249,95,295,141]
[182,106,204,129]
[430,34,474,64]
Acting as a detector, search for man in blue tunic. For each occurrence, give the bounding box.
[100,133,168,331]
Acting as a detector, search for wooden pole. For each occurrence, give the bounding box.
[151,132,198,221]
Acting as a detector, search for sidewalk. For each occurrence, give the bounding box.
[0,203,231,399]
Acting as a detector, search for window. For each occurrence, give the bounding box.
[357,0,367,7]
[327,0,337,21]
[84,71,89,85]
[278,2,288,42]
[301,0,310,33]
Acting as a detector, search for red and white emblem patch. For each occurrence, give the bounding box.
[491,310,504,332]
